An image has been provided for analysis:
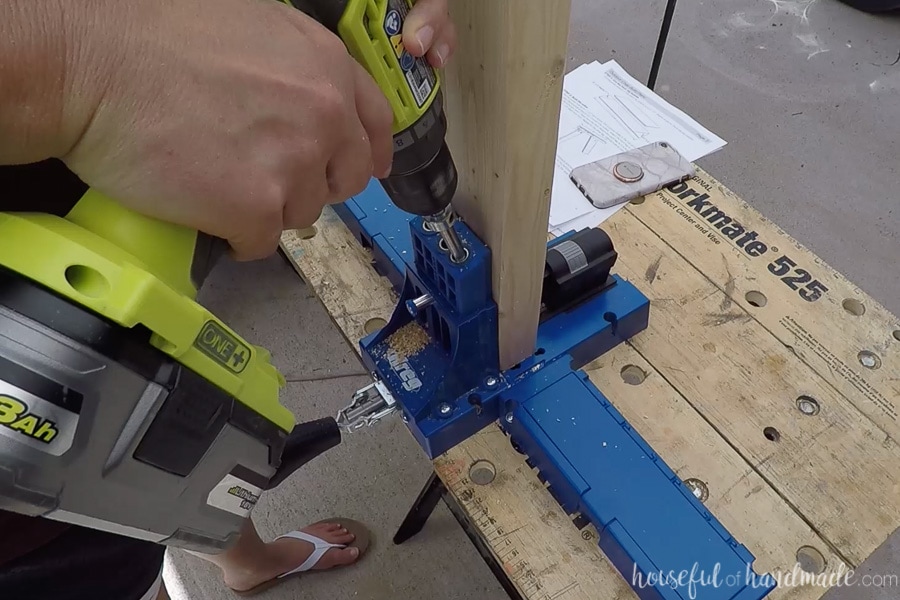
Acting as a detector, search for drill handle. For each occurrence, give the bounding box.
[68,189,229,298]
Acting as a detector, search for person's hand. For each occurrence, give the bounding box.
[403,0,458,68]
[58,0,394,261]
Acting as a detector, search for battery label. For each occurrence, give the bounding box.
[384,0,436,108]
[0,380,78,456]
[207,473,262,518]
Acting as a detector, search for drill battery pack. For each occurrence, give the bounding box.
[0,190,339,554]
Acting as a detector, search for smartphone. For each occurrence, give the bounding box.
[569,141,695,209]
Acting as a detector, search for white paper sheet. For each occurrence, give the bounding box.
[548,60,726,235]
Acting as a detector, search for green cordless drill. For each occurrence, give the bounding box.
[0,0,460,555]
[289,0,467,262]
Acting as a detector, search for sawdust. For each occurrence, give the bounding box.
[386,321,430,359]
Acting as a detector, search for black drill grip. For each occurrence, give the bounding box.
[190,234,230,290]
[266,417,342,490]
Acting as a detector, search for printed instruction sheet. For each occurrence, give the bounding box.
[549,60,726,236]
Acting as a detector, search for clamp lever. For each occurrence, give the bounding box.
[337,379,398,432]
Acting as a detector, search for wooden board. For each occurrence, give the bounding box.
[441,0,571,369]
[280,164,899,599]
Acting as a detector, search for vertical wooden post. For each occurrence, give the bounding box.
[442,1,572,369]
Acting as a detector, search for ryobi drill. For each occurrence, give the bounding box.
[290,0,466,262]
[0,0,461,554]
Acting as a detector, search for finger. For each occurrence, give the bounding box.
[402,0,450,57]
[214,178,285,261]
[353,63,394,178]
[426,19,457,68]
[283,165,330,228]
[226,216,284,262]
[283,202,324,231]
[324,117,375,203]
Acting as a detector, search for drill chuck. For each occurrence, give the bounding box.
[381,141,458,217]
[378,95,466,263]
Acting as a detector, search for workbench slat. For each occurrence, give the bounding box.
[624,168,898,441]
[601,206,899,567]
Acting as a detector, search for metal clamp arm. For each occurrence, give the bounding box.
[336,380,398,432]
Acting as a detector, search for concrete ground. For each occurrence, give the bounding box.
[165,1,898,599]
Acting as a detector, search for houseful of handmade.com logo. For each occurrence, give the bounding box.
[632,562,898,599]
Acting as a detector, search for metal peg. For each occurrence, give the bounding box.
[406,294,434,317]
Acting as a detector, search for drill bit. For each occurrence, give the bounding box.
[425,208,467,263]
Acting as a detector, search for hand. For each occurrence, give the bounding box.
[58,0,394,261]
[403,0,458,68]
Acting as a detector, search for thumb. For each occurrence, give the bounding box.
[402,0,447,56]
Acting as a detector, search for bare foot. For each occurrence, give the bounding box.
[224,522,360,592]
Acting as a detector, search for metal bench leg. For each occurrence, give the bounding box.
[393,471,446,545]
[648,0,679,90]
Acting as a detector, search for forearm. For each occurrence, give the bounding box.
[0,0,109,165]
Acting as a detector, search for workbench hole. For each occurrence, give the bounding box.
[683,478,709,502]
[469,460,496,486]
[65,265,110,298]
[796,546,826,574]
[745,291,767,308]
[468,393,482,408]
[894,330,900,342]
[363,317,387,334]
[620,365,647,385]
[858,350,882,370]
[630,196,646,205]
[298,225,317,240]
[603,312,617,324]
[796,396,820,416]
[763,427,780,442]
[534,348,546,356]
[842,298,865,316]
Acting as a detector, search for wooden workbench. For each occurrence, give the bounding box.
[280,165,899,600]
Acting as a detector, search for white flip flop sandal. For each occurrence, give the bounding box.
[232,518,371,596]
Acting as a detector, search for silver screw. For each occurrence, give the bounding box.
[401,413,409,424]
[439,403,452,416]
[505,413,514,423]
[485,376,499,388]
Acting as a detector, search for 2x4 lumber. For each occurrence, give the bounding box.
[441,0,572,369]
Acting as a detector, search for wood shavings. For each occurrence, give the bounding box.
[386,321,430,360]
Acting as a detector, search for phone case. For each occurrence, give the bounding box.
[569,141,695,209]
